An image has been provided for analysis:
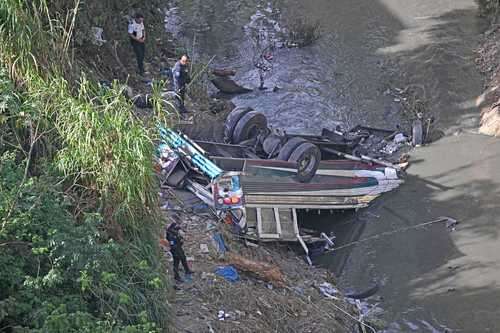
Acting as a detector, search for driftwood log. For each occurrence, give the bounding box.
[226,252,286,287]
[211,77,252,94]
[212,68,237,77]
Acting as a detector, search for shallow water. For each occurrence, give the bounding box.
[166,0,500,331]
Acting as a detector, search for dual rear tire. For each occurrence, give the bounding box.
[278,139,321,183]
[224,107,268,144]
[224,108,320,182]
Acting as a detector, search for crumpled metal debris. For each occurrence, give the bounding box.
[319,282,339,300]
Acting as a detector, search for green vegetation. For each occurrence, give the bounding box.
[1,1,169,331]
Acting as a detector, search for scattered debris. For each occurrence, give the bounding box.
[445,217,459,231]
[218,310,229,321]
[164,208,359,332]
[412,119,423,146]
[345,284,380,300]
[393,133,407,144]
[319,282,340,300]
[200,243,209,254]
[212,232,227,254]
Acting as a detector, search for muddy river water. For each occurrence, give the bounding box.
[166,0,500,331]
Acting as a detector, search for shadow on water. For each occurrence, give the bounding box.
[378,7,488,133]
[298,209,366,277]
[306,157,500,331]
[167,0,500,331]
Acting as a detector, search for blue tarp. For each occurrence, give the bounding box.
[215,266,239,282]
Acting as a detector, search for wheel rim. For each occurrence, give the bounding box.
[298,154,316,175]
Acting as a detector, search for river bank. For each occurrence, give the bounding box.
[159,194,362,333]
[0,2,174,331]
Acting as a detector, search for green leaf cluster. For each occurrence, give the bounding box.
[1,150,168,332]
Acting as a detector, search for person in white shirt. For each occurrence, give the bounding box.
[128,13,146,75]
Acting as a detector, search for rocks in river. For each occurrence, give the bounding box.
[212,68,237,77]
[211,77,252,94]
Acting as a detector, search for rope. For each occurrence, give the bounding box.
[332,217,455,252]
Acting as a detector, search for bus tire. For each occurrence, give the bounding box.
[276,137,307,161]
[288,142,321,183]
[224,106,253,143]
[231,111,268,144]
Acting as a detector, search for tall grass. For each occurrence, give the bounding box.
[53,77,158,225]
[1,0,160,227]
[0,0,170,330]
[0,0,53,78]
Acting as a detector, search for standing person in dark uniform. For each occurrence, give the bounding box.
[172,55,191,113]
[166,220,193,282]
[128,13,146,76]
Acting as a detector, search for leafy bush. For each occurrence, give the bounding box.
[0,150,168,332]
[0,0,171,330]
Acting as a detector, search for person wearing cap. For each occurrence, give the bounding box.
[166,220,193,282]
[128,13,146,75]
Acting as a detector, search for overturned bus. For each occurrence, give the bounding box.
[156,108,406,260]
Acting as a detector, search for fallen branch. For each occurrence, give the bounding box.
[226,252,286,287]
